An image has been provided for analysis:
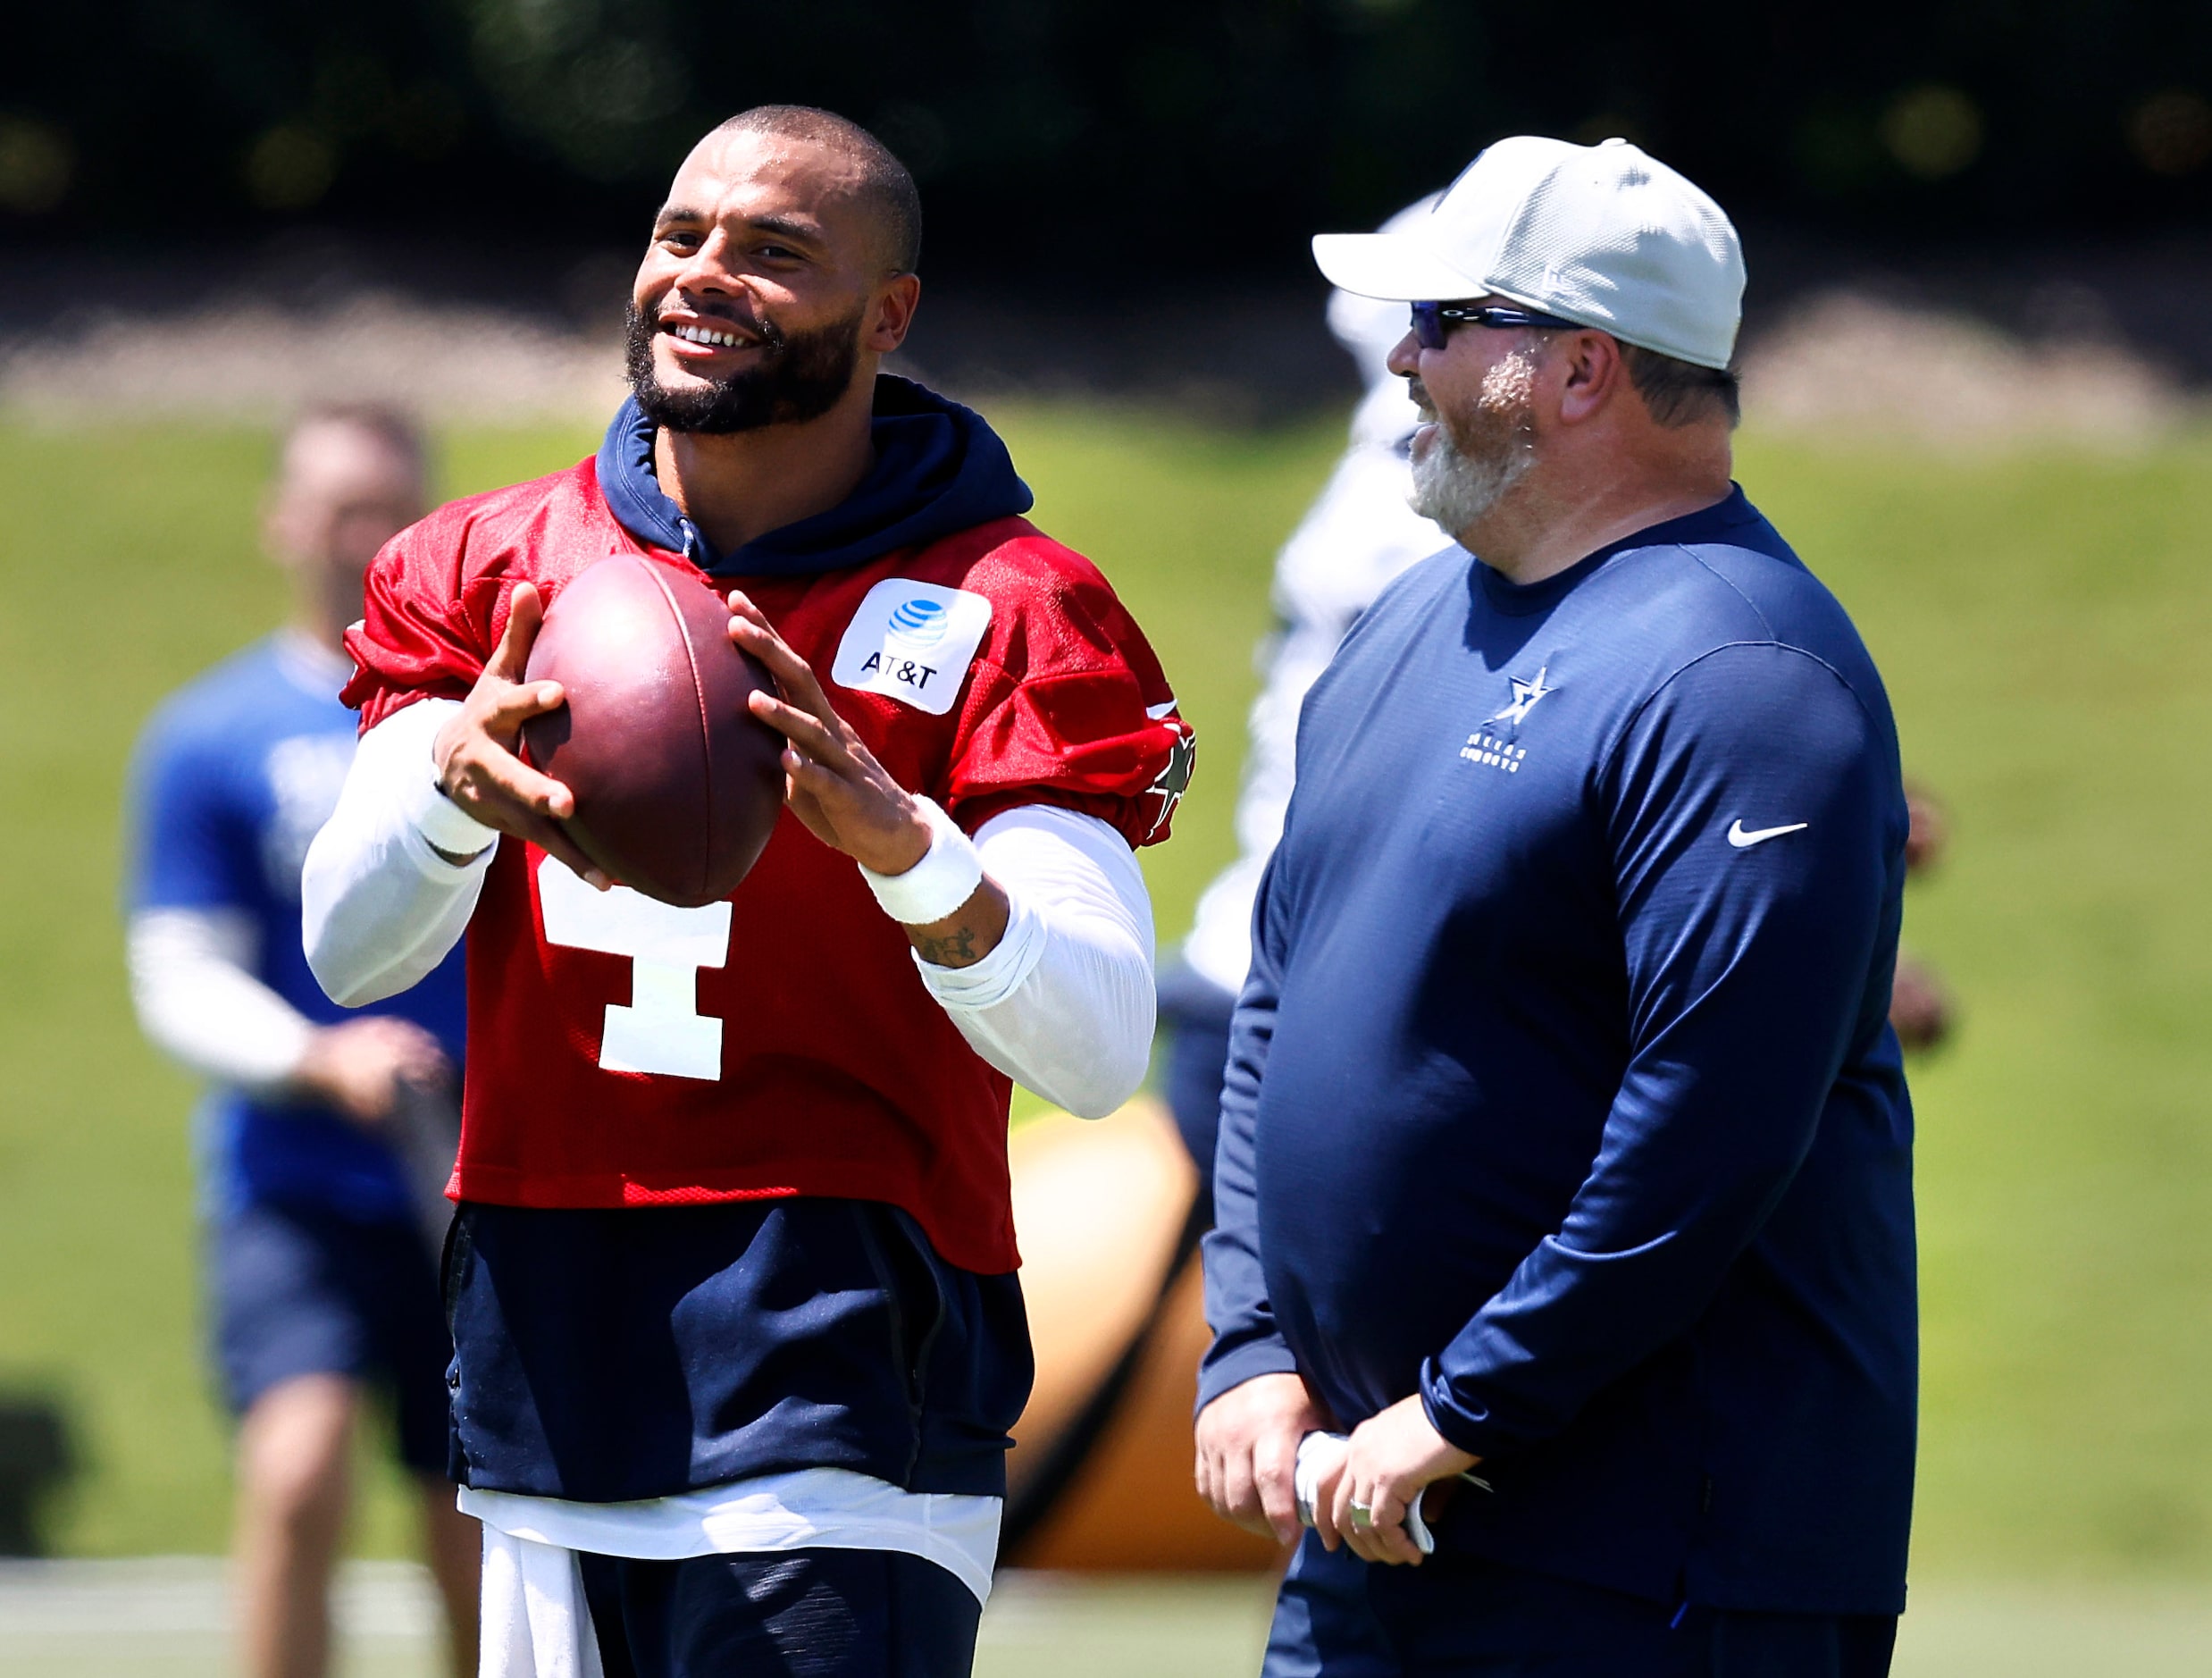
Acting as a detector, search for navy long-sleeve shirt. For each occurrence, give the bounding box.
[1198,487,1916,1615]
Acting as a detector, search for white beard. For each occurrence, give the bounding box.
[1407,349,1538,536]
[1408,423,1531,533]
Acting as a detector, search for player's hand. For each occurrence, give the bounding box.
[1325,1395,1477,1567]
[431,581,609,889]
[1194,1372,1327,1545]
[1889,952,1954,1052]
[725,591,936,875]
[293,1017,450,1127]
[726,592,1011,968]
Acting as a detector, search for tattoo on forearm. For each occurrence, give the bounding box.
[911,924,979,968]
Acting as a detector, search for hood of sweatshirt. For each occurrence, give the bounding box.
[595,374,1035,577]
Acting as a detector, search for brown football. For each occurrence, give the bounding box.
[519,555,784,907]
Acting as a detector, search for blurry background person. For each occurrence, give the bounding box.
[1158,194,1445,1194]
[1889,783,1955,1052]
[122,407,479,1678]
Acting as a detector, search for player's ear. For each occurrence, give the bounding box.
[867,273,921,355]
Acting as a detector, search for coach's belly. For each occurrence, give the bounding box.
[1250,1024,1611,1427]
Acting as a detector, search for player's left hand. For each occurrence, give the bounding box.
[725,591,935,875]
[727,592,1010,969]
[1320,1395,1478,1567]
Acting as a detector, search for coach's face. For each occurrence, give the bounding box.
[1387,298,1548,466]
[631,128,917,427]
[1388,298,1547,536]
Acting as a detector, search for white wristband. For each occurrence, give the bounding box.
[859,798,985,925]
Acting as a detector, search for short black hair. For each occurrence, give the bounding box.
[714,105,923,274]
[1620,342,1740,429]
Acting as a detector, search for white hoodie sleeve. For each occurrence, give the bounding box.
[302,699,499,1007]
[908,805,1155,1120]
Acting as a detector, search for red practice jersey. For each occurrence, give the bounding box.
[343,457,1191,1273]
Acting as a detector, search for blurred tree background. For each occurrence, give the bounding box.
[2,0,2208,274]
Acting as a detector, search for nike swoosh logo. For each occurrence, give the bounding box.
[1728,819,1809,849]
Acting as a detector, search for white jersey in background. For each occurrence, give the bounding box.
[1180,196,1454,997]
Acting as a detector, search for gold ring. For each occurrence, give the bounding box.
[1350,1502,1375,1528]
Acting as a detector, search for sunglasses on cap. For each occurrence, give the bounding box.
[1409,300,1582,352]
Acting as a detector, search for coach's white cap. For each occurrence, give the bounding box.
[1311,136,1745,371]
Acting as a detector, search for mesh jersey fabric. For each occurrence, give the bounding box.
[342,431,1189,1273]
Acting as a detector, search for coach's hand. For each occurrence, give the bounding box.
[1323,1394,1478,1567]
[1194,1372,1327,1545]
[431,581,609,888]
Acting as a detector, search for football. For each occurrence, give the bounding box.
[520,554,784,907]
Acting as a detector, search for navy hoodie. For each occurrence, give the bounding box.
[446,377,1039,1504]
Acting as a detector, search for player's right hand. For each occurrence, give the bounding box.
[1194,1371,1327,1545]
[431,581,610,889]
[294,1017,450,1127]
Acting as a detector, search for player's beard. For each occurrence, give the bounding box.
[624,301,866,433]
[1408,348,1540,535]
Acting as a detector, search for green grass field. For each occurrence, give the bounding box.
[3,405,2211,1619]
[4,1565,2207,1677]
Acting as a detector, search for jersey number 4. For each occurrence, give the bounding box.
[536,857,731,1080]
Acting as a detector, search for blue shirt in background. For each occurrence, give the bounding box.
[126,632,468,1222]
[1200,488,1916,1615]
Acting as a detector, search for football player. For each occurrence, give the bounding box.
[1158,193,1444,1198]
[124,407,479,1678]
[302,106,1191,1678]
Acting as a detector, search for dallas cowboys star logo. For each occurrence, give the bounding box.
[1145,726,1196,837]
[1490,666,1556,726]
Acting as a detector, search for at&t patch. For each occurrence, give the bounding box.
[830,579,993,716]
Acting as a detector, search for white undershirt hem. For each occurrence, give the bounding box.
[458,1471,1001,1607]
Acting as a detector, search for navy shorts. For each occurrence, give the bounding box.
[1268,1532,1898,1678]
[1267,1532,1399,1678]
[578,1548,980,1678]
[210,1200,453,1475]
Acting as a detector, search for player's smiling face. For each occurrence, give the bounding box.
[633,127,907,407]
